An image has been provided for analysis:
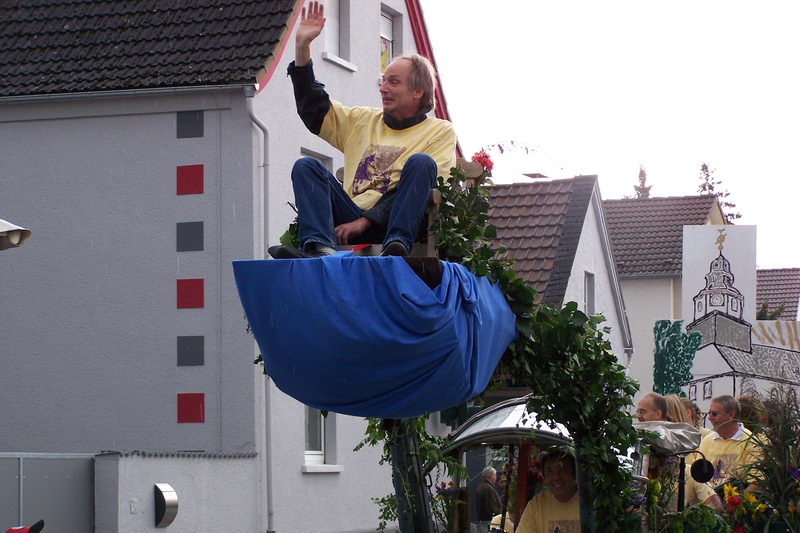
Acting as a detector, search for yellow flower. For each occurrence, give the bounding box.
[744,492,757,504]
[789,501,797,514]
[756,504,767,513]
[723,484,741,500]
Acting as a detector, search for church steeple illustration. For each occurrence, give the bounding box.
[692,250,744,321]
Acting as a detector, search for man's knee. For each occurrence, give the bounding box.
[291,157,326,182]
[401,153,437,184]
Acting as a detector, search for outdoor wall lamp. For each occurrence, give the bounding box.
[0,219,31,251]
[154,483,178,528]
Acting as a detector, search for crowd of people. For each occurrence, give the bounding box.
[476,392,766,533]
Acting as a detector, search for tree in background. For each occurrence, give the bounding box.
[697,162,741,221]
[633,165,652,198]
[653,320,703,395]
[756,300,786,320]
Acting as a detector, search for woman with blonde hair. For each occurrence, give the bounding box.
[679,396,711,438]
[665,394,692,424]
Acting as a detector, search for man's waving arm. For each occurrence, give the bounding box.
[288,1,331,134]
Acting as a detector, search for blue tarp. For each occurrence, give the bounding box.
[232,254,516,418]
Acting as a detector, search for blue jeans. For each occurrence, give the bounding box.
[290,154,437,251]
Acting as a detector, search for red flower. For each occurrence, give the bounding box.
[471,150,493,172]
[733,526,746,533]
[726,495,742,514]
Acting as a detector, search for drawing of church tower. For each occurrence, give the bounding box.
[687,230,752,352]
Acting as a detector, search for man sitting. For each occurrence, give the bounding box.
[269,1,457,259]
[515,449,579,533]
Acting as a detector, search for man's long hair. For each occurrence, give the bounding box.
[394,53,437,112]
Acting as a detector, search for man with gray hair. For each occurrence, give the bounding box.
[475,465,502,526]
[269,0,457,259]
[698,394,759,491]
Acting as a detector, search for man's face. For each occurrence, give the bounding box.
[542,456,577,503]
[487,471,497,484]
[379,58,424,120]
[636,396,663,422]
[707,401,735,430]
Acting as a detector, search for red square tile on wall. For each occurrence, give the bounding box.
[177,278,204,308]
[177,164,204,195]
[177,393,205,423]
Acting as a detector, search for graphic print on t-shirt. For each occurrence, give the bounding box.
[711,453,740,483]
[352,144,406,195]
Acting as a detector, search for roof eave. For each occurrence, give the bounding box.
[0,83,253,105]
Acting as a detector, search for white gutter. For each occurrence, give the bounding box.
[0,84,250,105]
[245,86,275,533]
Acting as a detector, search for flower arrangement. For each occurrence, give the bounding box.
[722,484,767,532]
[432,479,463,529]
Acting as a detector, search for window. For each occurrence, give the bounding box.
[584,272,595,315]
[323,0,356,71]
[305,406,325,465]
[380,12,394,73]
[703,380,713,400]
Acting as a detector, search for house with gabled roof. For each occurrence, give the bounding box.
[603,195,727,400]
[488,176,634,366]
[0,1,448,531]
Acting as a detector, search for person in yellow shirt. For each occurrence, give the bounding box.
[269,1,457,260]
[698,395,759,491]
[516,450,580,533]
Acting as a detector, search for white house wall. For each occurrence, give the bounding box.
[0,91,257,454]
[562,193,626,362]
[621,277,679,401]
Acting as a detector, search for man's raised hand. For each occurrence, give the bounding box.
[295,1,325,66]
[297,1,325,46]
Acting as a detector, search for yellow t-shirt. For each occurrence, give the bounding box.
[698,425,758,486]
[515,490,580,533]
[319,100,457,210]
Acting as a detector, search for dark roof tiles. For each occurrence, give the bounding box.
[0,0,297,97]
[757,268,800,321]
[603,195,719,277]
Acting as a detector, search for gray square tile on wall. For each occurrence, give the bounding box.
[176,221,204,252]
[176,110,204,138]
[177,336,204,366]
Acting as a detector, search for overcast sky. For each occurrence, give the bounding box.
[419,0,800,269]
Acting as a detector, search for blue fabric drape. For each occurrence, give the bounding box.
[233,254,516,418]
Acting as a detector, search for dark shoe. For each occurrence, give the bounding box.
[268,244,336,259]
[268,245,311,259]
[380,241,409,257]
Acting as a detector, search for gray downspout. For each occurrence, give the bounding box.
[245,87,275,533]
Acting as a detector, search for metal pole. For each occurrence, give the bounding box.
[500,444,517,533]
[677,455,686,513]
